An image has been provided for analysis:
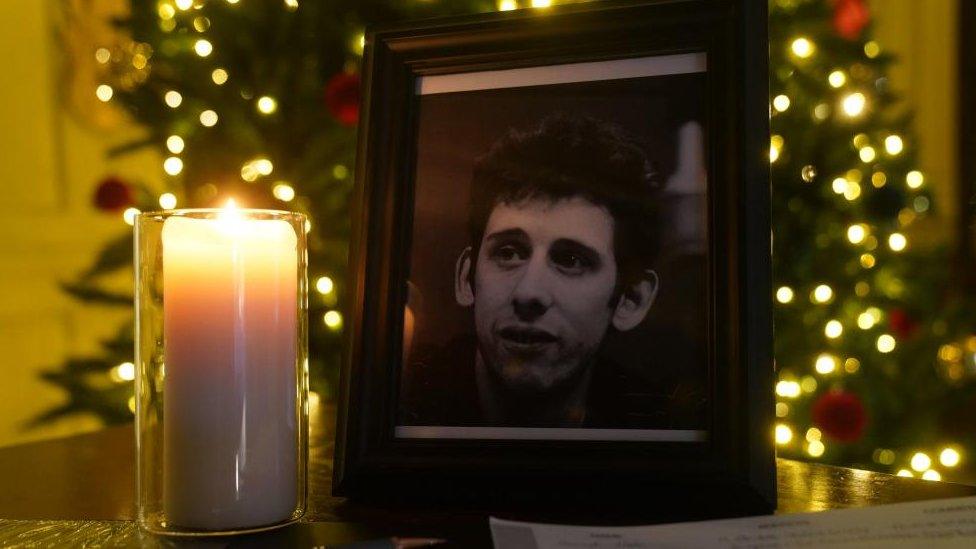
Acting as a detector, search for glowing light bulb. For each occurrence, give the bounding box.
[114,362,136,381]
[164,90,183,108]
[776,402,789,417]
[776,286,794,304]
[790,37,814,58]
[888,233,907,252]
[163,156,183,176]
[776,380,801,398]
[939,448,962,467]
[800,376,817,393]
[95,48,112,64]
[906,170,924,189]
[211,68,228,85]
[95,84,113,102]
[922,470,941,481]
[200,109,218,127]
[885,135,903,155]
[842,92,866,117]
[194,39,213,57]
[847,224,866,244]
[813,103,830,120]
[324,310,343,329]
[272,182,295,201]
[775,424,793,445]
[158,3,176,19]
[284,0,299,10]
[871,171,887,188]
[864,41,881,58]
[844,182,862,201]
[832,177,849,194]
[531,0,552,7]
[812,284,833,303]
[253,158,273,175]
[875,449,896,465]
[860,254,875,268]
[896,469,914,478]
[240,162,259,182]
[175,0,193,10]
[825,320,843,339]
[806,428,822,442]
[828,70,846,88]
[773,95,791,112]
[257,96,277,114]
[123,207,140,226]
[192,16,210,32]
[316,276,335,295]
[498,0,517,10]
[815,354,837,374]
[166,135,184,154]
[859,146,876,163]
[807,440,825,457]
[877,334,896,353]
[769,135,783,163]
[940,448,961,467]
[159,193,177,209]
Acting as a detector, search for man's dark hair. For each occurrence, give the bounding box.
[469,113,661,291]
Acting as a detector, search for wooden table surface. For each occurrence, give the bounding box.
[1,404,974,547]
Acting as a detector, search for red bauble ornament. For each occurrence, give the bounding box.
[833,0,870,41]
[888,308,919,340]
[93,175,134,212]
[324,72,360,126]
[812,389,867,443]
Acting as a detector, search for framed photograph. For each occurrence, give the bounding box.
[336,0,773,514]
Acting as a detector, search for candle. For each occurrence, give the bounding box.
[161,204,299,530]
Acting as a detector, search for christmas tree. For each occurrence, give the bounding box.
[37,0,976,482]
[769,0,976,482]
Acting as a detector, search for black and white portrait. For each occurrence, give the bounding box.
[396,53,710,442]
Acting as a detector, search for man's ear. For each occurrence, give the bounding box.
[455,246,475,307]
[611,270,659,331]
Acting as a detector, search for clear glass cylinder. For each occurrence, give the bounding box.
[135,208,308,536]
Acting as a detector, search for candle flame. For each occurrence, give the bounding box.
[217,198,244,231]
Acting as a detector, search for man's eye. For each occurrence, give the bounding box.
[489,245,526,267]
[551,250,592,274]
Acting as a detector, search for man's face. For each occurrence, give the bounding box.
[470,196,618,393]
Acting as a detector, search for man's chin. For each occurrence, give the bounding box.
[494,359,574,395]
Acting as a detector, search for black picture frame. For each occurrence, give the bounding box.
[336,0,774,515]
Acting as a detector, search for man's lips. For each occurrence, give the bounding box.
[497,326,558,345]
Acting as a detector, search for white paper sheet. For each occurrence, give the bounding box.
[490,495,976,548]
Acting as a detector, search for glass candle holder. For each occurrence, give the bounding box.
[135,207,308,536]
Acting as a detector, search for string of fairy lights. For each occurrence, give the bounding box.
[770,30,964,481]
[91,0,966,478]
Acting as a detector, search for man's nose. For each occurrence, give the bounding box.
[511,254,553,321]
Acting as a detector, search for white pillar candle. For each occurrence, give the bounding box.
[162,206,298,530]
